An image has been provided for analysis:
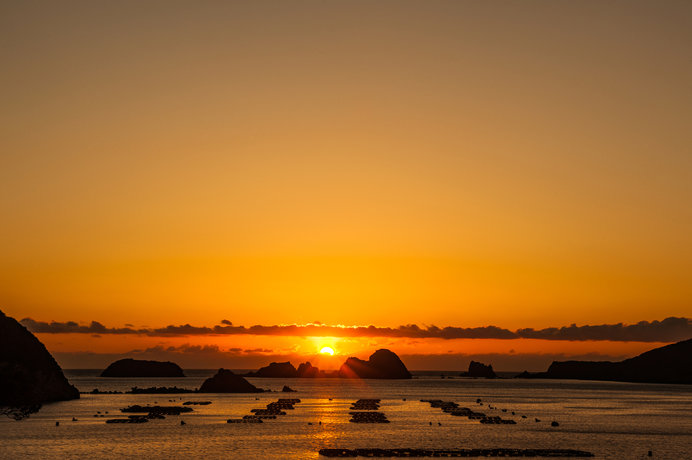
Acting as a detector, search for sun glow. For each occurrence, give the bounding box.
[320,346,335,355]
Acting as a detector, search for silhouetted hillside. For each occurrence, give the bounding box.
[0,310,79,408]
[518,338,692,384]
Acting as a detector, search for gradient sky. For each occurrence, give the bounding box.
[1,1,691,369]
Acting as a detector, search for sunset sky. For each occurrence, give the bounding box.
[1,1,691,370]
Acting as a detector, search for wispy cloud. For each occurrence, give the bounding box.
[20,316,692,342]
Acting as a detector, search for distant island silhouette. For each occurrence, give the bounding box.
[459,361,497,379]
[199,369,264,393]
[101,359,185,377]
[517,338,692,384]
[0,310,78,418]
[339,349,412,379]
[246,349,412,379]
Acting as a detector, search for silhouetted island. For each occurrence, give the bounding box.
[246,361,299,378]
[246,349,412,379]
[297,361,326,378]
[101,358,185,377]
[460,361,497,379]
[339,349,412,379]
[0,310,79,413]
[198,369,265,393]
[246,360,337,378]
[516,338,692,384]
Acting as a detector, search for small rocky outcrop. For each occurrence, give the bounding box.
[514,370,537,379]
[0,310,79,410]
[198,369,264,393]
[281,385,297,392]
[460,361,497,379]
[101,359,185,377]
[246,361,298,378]
[338,349,411,379]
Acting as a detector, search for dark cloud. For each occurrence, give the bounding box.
[20,317,692,342]
[19,318,148,335]
[516,317,692,342]
[151,324,213,335]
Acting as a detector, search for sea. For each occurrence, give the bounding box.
[1,370,690,459]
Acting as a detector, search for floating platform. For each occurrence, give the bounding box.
[318,448,594,457]
[121,405,193,415]
[106,416,148,424]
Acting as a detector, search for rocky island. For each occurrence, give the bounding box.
[245,349,412,379]
[246,361,299,378]
[460,361,497,379]
[0,310,79,414]
[101,359,185,377]
[246,360,336,378]
[338,349,412,379]
[199,369,265,393]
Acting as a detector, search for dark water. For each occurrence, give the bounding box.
[1,370,690,459]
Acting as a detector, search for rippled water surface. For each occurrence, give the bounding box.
[1,370,691,459]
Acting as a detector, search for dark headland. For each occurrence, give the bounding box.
[101,358,185,377]
[0,310,79,413]
[517,338,692,384]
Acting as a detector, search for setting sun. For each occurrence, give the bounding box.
[320,346,335,356]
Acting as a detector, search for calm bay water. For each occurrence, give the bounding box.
[1,370,691,459]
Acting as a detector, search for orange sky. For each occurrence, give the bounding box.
[1,1,691,369]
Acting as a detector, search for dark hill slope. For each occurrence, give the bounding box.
[538,338,692,384]
[0,310,79,407]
